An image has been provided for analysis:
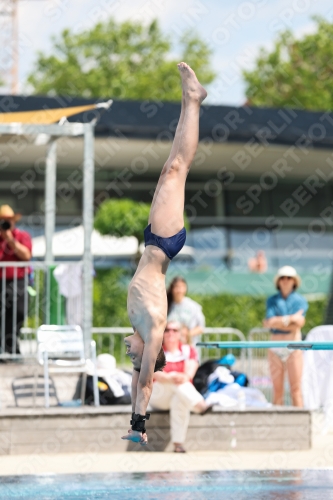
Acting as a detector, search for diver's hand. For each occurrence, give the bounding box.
[121,429,148,446]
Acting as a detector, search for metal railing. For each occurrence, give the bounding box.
[1,260,285,404]
[0,261,82,359]
[248,327,292,405]
[91,326,247,371]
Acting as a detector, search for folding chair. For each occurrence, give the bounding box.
[12,374,59,407]
[37,325,99,408]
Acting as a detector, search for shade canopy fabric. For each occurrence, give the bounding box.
[32,225,138,258]
[0,104,98,125]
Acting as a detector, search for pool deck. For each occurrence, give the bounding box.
[0,413,331,475]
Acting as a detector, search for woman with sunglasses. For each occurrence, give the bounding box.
[149,320,211,453]
[263,266,308,407]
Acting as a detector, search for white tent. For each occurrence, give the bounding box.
[32,225,195,260]
[32,225,138,259]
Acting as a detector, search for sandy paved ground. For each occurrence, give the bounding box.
[0,415,332,476]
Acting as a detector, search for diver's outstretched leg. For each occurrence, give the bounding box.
[148,62,207,238]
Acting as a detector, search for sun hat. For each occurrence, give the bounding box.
[86,353,117,377]
[274,265,301,289]
[0,205,21,221]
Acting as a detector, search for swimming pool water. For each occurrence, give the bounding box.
[0,470,332,500]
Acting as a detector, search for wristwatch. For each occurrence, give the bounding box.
[282,315,290,327]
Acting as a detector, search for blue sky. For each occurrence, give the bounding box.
[9,0,333,104]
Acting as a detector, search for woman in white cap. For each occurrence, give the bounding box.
[263,266,308,407]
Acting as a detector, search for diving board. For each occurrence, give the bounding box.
[196,341,333,350]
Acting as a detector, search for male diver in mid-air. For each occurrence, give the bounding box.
[122,62,207,445]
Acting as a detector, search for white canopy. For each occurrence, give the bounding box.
[32,225,195,260]
[32,225,138,258]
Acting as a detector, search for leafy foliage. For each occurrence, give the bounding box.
[94,198,151,243]
[243,17,333,111]
[93,268,327,336]
[94,198,190,243]
[194,294,326,336]
[27,19,215,101]
[93,267,129,327]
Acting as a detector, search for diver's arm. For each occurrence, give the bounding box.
[135,338,162,415]
[131,369,139,412]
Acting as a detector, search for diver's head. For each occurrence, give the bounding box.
[124,331,166,373]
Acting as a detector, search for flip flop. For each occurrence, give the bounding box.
[174,444,186,453]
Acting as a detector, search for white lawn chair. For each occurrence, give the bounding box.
[37,325,99,408]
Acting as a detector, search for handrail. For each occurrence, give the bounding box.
[0,261,82,267]
[248,327,271,339]
[21,326,246,339]
[203,327,246,340]
[247,327,271,383]
[20,326,247,369]
[22,326,246,337]
[90,327,246,338]
[91,327,133,334]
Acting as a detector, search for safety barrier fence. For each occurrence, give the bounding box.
[0,260,292,405]
[248,328,292,405]
[0,261,82,359]
[15,323,297,406]
[91,327,247,371]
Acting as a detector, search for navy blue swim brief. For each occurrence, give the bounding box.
[143,224,186,260]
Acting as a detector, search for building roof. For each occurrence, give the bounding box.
[1,94,333,180]
[1,94,333,148]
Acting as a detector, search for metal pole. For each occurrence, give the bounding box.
[45,139,57,262]
[43,350,50,408]
[11,0,19,95]
[12,267,17,355]
[91,340,100,407]
[1,271,6,354]
[82,123,95,355]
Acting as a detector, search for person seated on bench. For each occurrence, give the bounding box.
[149,320,210,453]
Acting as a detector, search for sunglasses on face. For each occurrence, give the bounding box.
[165,327,179,332]
[280,276,293,280]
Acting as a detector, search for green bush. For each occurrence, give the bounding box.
[93,268,327,337]
[93,268,130,327]
[94,199,151,243]
[193,294,327,337]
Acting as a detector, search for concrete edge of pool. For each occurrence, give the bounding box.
[0,440,332,477]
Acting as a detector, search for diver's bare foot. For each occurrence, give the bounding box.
[177,62,207,104]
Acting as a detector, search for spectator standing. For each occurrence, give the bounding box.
[263,266,308,407]
[150,320,210,453]
[167,276,205,346]
[248,250,268,273]
[0,205,32,354]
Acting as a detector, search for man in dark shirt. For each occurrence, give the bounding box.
[0,205,32,354]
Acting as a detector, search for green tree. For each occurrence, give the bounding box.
[94,198,190,243]
[27,19,215,101]
[93,268,130,327]
[94,198,150,243]
[243,17,333,111]
[92,271,327,337]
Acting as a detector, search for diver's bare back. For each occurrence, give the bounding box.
[127,245,169,341]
